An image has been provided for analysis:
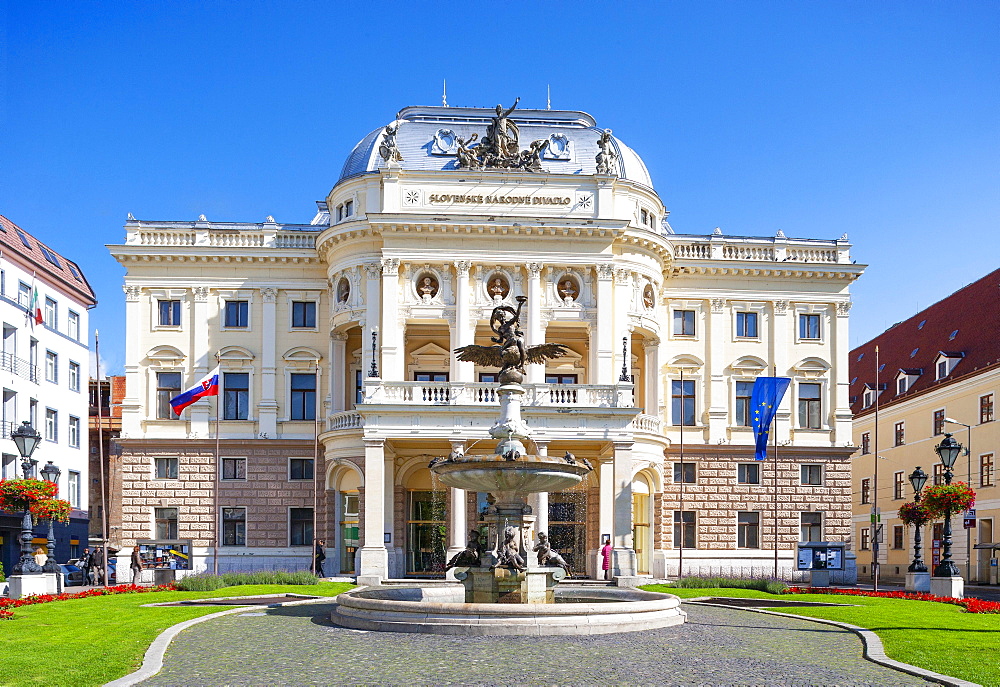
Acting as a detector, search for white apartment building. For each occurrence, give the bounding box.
[0,214,95,573]
[109,104,863,582]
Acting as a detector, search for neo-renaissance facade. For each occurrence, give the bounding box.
[109,104,863,582]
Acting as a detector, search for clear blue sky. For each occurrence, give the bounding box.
[3,1,997,375]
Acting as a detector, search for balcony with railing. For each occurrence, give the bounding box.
[1,352,39,383]
[669,233,852,264]
[123,221,317,250]
[364,381,633,409]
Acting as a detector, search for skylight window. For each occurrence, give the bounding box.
[949,330,959,341]
[857,353,864,361]
[15,230,32,250]
[918,319,926,329]
[850,377,857,385]
[910,348,919,358]
[38,245,61,268]
[67,264,81,281]
[878,363,886,372]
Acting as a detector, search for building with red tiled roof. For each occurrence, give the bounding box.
[0,214,97,577]
[850,268,999,590]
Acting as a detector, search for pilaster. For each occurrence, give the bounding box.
[380,258,402,380]
[330,332,348,413]
[452,261,474,382]
[258,286,278,436]
[526,262,544,384]
[707,297,728,442]
[121,285,142,436]
[612,441,637,576]
[594,263,615,384]
[190,286,211,436]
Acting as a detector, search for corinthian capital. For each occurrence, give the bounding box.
[122,285,141,302]
[380,257,400,276]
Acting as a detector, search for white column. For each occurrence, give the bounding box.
[593,264,615,384]
[190,286,211,436]
[383,451,396,577]
[832,302,853,444]
[612,441,637,577]
[452,261,474,382]
[644,337,661,417]
[526,262,544,384]
[707,298,728,442]
[330,332,348,413]
[357,439,388,585]
[445,440,468,575]
[379,258,402,381]
[258,287,278,436]
[121,285,143,436]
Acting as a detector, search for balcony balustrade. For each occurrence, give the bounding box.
[0,352,39,383]
[361,380,634,409]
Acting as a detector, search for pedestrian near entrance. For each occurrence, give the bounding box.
[601,538,613,581]
[130,545,143,585]
[314,539,326,578]
[79,547,91,585]
[91,547,104,585]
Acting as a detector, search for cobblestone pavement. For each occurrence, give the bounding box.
[140,602,928,686]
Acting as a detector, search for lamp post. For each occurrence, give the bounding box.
[10,421,42,575]
[943,417,972,581]
[907,466,928,573]
[39,460,62,575]
[933,433,963,578]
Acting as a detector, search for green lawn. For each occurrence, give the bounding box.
[0,582,354,687]
[643,584,1000,686]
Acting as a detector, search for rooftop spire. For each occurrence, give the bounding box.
[442,79,447,107]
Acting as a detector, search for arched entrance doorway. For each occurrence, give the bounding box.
[405,467,447,576]
[632,474,653,575]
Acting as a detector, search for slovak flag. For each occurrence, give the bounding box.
[169,367,220,415]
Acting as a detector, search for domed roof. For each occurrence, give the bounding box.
[337,105,654,189]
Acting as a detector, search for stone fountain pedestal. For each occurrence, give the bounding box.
[456,566,566,604]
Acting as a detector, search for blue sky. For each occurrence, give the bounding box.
[3,1,997,374]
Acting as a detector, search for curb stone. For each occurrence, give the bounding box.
[104,595,335,687]
[684,599,981,687]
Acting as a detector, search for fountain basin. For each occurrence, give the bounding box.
[330,585,686,635]
[432,455,591,494]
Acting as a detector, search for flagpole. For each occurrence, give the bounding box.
[873,345,880,592]
[678,367,684,580]
[213,360,221,576]
[96,330,109,587]
[773,364,779,580]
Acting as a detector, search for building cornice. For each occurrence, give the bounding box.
[852,359,1000,421]
[664,444,858,459]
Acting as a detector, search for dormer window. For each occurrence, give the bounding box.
[934,352,964,380]
[895,369,921,396]
[897,377,907,395]
[863,388,876,408]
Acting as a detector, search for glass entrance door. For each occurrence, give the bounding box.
[406,490,447,575]
[339,491,359,575]
[632,493,650,575]
[548,490,587,575]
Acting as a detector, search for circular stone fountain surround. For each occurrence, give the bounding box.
[331,584,686,636]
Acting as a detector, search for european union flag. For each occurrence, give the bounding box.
[750,376,791,461]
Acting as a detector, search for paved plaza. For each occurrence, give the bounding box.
[139,601,927,686]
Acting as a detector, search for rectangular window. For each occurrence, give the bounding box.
[893,471,905,500]
[158,300,181,326]
[155,508,178,539]
[224,300,249,328]
[861,432,870,455]
[861,478,871,504]
[737,463,760,485]
[222,507,247,546]
[344,200,353,217]
[223,372,249,420]
[982,394,995,424]
[673,462,696,484]
[737,512,760,548]
[860,527,871,551]
[735,381,753,427]
[355,369,363,406]
[68,470,81,508]
[981,454,994,488]
[736,311,758,338]
[291,301,316,328]
[671,379,695,426]
[44,350,57,383]
[798,383,821,429]
[29,398,37,428]
[933,463,945,486]
[894,421,905,446]
[893,525,904,549]
[415,372,450,382]
[155,457,179,480]
[156,372,182,419]
[800,464,823,486]
[17,282,30,308]
[290,507,314,546]
[44,408,57,441]
[67,310,80,340]
[68,416,80,448]
[673,310,695,336]
[290,373,316,420]
[222,457,247,480]
[897,377,908,395]
[68,361,80,392]
[933,409,945,436]
[800,512,822,542]
[799,314,821,340]
[673,511,696,548]
[43,297,57,328]
[289,458,315,480]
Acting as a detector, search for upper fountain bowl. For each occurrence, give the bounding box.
[432,454,590,494]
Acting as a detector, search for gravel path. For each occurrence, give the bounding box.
[140,601,928,686]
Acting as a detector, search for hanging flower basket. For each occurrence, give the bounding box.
[921,482,976,518]
[30,498,72,523]
[0,479,58,513]
[897,500,932,527]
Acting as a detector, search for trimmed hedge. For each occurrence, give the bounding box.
[174,570,319,591]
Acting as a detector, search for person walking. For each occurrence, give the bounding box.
[91,546,104,585]
[130,545,144,585]
[314,539,327,578]
[601,538,613,581]
[78,547,91,586]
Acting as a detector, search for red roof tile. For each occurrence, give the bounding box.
[0,214,96,306]
[850,268,1000,416]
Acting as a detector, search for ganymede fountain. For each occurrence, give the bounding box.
[332,295,685,634]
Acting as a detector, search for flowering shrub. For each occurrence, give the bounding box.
[787,586,1000,614]
[0,479,58,512]
[897,501,932,527]
[921,482,976,518]
[29,498,72,523]
[0,583,176,620]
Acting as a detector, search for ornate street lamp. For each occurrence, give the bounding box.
[39,461,62,574]
[10,421,42,575]
[933,433,963,578]
[907,466,928,573]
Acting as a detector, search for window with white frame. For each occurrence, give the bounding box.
[68,416,80,448]
[737,463,760,484]
[155,507,178,539]
[158,300,181,326]
[981,453,994,488]
[68,361,80,392]
[291,301,317,329]
[673,462,696,484]
[798,383,821,429]
[67,310,80,340]
[222,456,247,480]
[861,478,871,504]
[223,300,249,328]
[860,527,871,550]
[155,456,179,480]
[43,297,57,328]
[735,381,753,426]
[800,512,822,541]
[44,408,57,441]
[673,511,696,548]
[290,373,316,420]
[862,387,876,408]
[738,512,760,548]
[800,464,823,485]
[935,353,963,380]
[156,372,182,419]
[289,457,315,480]
[799,313,821,340]
[893,471,904,499]
[68,470,81,508]
[861,432,870,455]
[223,372,249,420]
[17,282,30,308]
[44,350,57,383]
[735,311,758,338]
[982,394,995,424]
[222,507,247,546]
[673,310,696,336]
[671,379,696,426]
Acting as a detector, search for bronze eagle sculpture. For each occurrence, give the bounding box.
[454,296,568,375]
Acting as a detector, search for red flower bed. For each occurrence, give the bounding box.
[787,586,1000,614]
[0,479,58,512]
[0,583,176,620]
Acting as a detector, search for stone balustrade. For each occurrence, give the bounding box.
[669,234,851,264]
[362,381,634,408]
